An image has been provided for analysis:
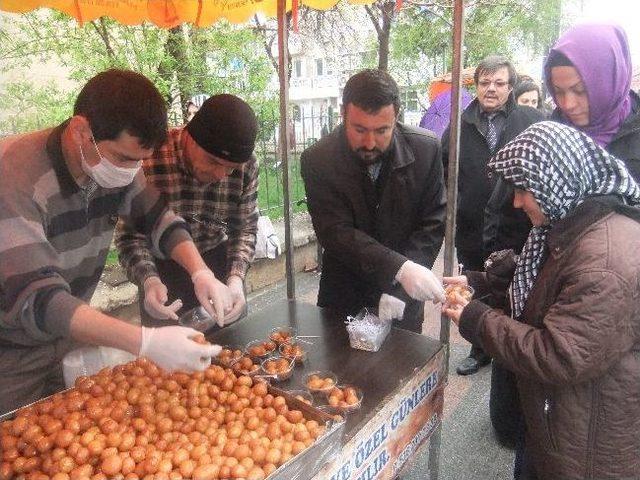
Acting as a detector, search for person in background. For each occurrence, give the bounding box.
[186,93,209,122]
[444,121,640,480]
[301,69,447,333]
[116,94,259,329]
[514,79,542,110]
[442,55,544,377]
[0,70,226,414]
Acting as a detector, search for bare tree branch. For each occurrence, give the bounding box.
[90,18,116,59]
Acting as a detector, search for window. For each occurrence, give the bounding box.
[316,59,324,77]
[294,59,303,78]
[292,105,301,121]
[402,90,419,112]
[325,60,333,76]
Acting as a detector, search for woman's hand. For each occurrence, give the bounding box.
[443,275,468,286]
[442,290,470,325]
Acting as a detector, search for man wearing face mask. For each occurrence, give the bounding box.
[116,94,259,329]
[0,69,235,414]
[301,69,447,334]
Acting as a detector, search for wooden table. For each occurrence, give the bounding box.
[208,300,445,480]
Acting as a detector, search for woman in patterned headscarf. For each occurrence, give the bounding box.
[444,121,640,480]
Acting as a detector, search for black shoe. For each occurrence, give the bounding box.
[456,354,491,376]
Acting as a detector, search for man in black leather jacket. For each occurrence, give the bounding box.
[301,69,447,333]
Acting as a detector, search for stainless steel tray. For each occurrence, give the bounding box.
[0,382,344,480]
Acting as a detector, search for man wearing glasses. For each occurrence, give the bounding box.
[116,94,259,330]
[0,70,229,413]
[442,56,544,377]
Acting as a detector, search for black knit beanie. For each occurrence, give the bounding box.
[185,94,258,163]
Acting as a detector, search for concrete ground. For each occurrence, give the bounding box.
[246,269,514,480]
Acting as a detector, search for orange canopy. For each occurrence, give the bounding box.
[428,67,475,100]
[0,0,374,27]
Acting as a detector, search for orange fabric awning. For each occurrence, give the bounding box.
[0,0,374,27]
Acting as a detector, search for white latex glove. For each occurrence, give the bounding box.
[224,275,246,326]
[395,260,446,303]
[378,293,406,322]
[142,276,182,320]
[139,325,222,372]
[192,269,233,325]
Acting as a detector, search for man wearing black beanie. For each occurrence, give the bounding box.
[116,94,259,329]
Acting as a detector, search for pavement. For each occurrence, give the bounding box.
[246,269,515,480]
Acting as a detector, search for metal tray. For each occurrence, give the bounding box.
[0,381,345,480]
[267,384,346,480]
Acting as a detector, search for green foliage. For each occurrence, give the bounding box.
[106,248,119,267]
[390,0,566,80]
[0,12,277,135]
[256,148,308,220]
[0,80,74,133]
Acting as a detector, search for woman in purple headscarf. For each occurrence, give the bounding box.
[545,23,640,179]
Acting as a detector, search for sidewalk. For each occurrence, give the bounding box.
[247,269,514,480]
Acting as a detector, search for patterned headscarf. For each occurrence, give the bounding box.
[487,121,640,318]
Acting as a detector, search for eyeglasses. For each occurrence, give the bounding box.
[477,80,510,89]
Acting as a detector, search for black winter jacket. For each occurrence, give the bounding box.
[442,97,543,256]
[484,91,640,256]
[301,123,446,313]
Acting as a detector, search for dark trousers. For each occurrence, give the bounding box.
[457,248,489,359]
[398,299,425,334]
[139,244,228,328]
[514,439,538,480]
[490,362,525,448]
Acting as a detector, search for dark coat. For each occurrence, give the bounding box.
[484,91,640,256]
[555,90,640,180]
[461,196,640,479]
[301,123,446,318]
[442,97,544,258]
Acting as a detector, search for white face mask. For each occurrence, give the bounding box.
[79,135,141,188]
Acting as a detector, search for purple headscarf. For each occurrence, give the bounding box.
[544,23,632,147]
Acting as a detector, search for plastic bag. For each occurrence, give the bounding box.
[62,346,135,388]
[178,305,218,332]
[255,215,281,259]
[345,308,391,352]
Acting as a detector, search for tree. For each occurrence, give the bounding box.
[0,11,277,134]
[385,0,571,105]
[390,0,569,75]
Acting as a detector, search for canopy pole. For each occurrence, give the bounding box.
[277,0,296,300]
[440,0,465,378]
[429,1,465,478]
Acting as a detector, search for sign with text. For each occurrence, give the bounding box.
[316,349,445,480]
